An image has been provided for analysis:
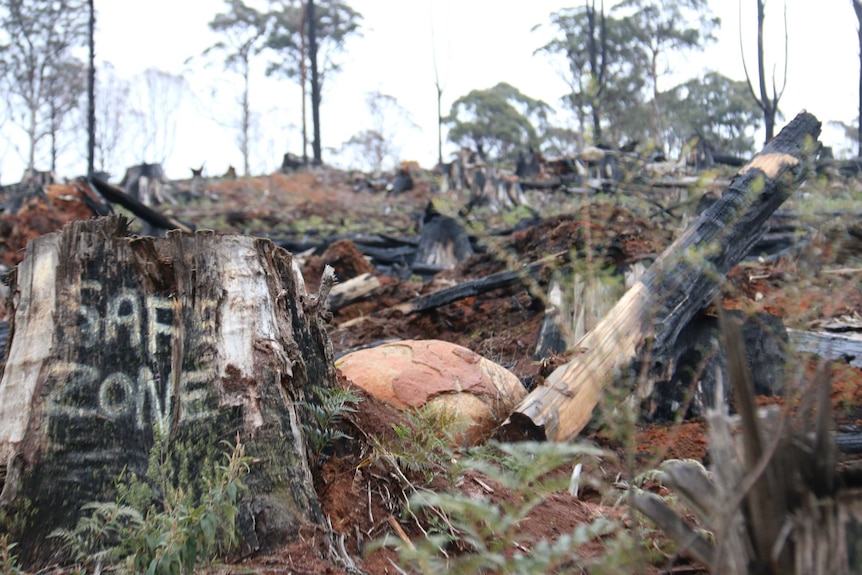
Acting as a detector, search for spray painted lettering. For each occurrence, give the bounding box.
[47,283,218,432]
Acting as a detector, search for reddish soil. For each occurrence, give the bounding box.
[192,168,858,575]
[9,166,862,573]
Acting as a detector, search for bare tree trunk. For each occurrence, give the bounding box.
[241,56,251,177]
[87,0,95,178]
[49,100,58,172]
[27,105,36,172]
[649,47,664,150]
[855,0,862,157]
[756,0,775,141]
[0,216,334,566]
[300,4,308,165]
[586,0,606,144]
[308,0,322,166]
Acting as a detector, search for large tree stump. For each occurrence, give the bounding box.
[0,217,334,565]
[500,111,822,442]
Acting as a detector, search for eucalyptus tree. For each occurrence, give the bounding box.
[445,82,551,163]
[613,0,719,149]
[265,0,362,164]
[536,4,644,148]
[206,0,269,176]
[662,71,761,157]
[0,0,88,172]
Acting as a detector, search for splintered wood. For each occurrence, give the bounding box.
[499,111,823,442]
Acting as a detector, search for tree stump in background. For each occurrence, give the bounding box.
[0,216,334,565]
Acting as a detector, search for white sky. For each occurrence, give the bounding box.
[1,0,859,182]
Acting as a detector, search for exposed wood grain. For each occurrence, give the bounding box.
[499,111,822,442]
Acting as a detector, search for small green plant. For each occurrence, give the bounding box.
[303,384,362,464]
[386,441,612,575]
[51,438,251,575]
[0,534,23,574]
[377,404,465,482]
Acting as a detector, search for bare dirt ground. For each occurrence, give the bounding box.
[156,166,862,575]
[4,165,859,573]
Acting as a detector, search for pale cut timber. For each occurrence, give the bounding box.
[499,111,822,443]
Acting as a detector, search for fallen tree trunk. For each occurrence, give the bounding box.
[91,175,194,234]
[0,216,333,566]
[499,111,822,442]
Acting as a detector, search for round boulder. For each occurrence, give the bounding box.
[336,339,526,445]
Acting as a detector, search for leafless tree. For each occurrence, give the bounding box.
[0,0,88,171]
[44,58,85,171]
[128,68,186,165]
[94,62,130,178]
[339,91,417,171]
[740,0,788,143]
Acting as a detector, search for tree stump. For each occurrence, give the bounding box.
[0,216,334,565]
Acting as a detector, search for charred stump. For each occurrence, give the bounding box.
[0,216,333,566]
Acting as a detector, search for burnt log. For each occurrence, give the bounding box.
[91,175,193,235]
[499,111,822,442]
[0,216,332,566]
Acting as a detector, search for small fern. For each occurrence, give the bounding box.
[303,385,362,463]
[51,438,251,575]
[385,440,612,575]
[0,534,23,575]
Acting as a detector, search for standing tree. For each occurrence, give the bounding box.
[613,0,719,149]
[741,0,788,143]
[86,0,95,178]
[662,71,762,156]
[854,0,862,156]
[265,0,362,164]
[339,91,417,171]
[128,68,186,165]
[94,62,130,178]
[445,82,551,162]
[0,0,88,172]
[44,58,85,171]
[205,0,268,177]
[535,5,644,148]
[308,0,321,165]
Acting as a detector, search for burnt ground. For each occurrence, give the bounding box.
[7,165,862,573]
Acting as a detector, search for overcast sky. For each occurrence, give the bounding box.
[1,0,859,182]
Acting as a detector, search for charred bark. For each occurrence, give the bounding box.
[499,111,822,442]
[0,216,334,566]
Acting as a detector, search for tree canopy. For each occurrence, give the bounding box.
[445,82,551,162]
[205,0,269,176]
[662,72,761,156]
[265,0,362,88]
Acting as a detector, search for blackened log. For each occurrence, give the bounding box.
[391,254,563,316]
[499,111,822,443]
[91,176,193,234]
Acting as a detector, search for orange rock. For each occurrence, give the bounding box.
[337,339,526,445]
